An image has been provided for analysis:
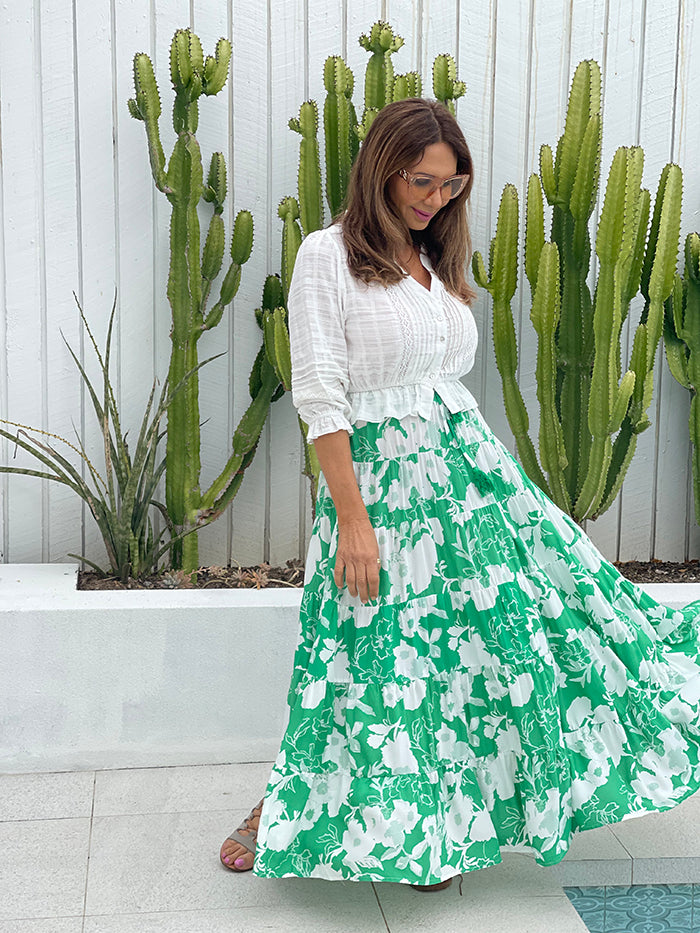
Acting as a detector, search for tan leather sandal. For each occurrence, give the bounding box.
[220,800,263,872]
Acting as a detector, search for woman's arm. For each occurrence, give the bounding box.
[313,430,379,604]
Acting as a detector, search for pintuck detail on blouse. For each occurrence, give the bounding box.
[288,222,480,441]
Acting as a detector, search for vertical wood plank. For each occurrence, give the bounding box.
[266,0,306,565]
[40,0,83,563]
[1,3,47,561]
[227,0,270,565]
[73,0,119,570]
[640,0,688,561]
[457,0,496,410]
[478,0,533,450]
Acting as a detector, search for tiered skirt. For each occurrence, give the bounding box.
[253,399,700,884]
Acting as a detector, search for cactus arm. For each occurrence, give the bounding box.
[262,273,284,312]
[278,197,303,304]
[355,108,379,142]
[593,421,638,519]
[539,144,557,204]
[392,72,422,101]
[557,60,601,205]
[129,53,168,192]
[263,307,292,391]
[202,37,231,96]
[524,174,545,292]
[198,356,278,516]
[432,54,466,115]
[290,101,323,236]
[473,185,550,495]
[643,164,682,353]
[359,21,403,113]
[530,242,571,511]
[298,415,321,512]
[323,58,355,218]
[569,113,601,223]
[663,282,691,389]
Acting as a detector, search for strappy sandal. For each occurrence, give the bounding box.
[219,800,263,872]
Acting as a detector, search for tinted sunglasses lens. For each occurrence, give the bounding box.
[448,175,468,198]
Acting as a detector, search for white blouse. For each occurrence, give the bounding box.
[288,222,480,441]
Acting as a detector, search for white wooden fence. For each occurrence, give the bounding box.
[1,0,700,569]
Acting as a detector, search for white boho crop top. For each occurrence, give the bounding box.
[288,222,480,441]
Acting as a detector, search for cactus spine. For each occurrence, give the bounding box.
[664,233,700,523]
[129,28,279,570]
[264,21,466,513]
[473,59,682,523]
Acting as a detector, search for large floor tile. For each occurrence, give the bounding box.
[548,858,633,887]
[85,809,377,916]
[379,891,588,932]
[0,921,83,933]
[631,856,700,884]
[84,900,387,933]
[0,818,90,920]
[562,824,632,860]
[0,771,94,821]
[609,796,700,859]
[93,761,273,817]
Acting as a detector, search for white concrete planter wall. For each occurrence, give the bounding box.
[0,564,302,774]
[3,565,700,775]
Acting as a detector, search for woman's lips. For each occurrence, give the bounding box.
[412,207,433,221]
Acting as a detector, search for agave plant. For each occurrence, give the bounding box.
[0,296,208,582]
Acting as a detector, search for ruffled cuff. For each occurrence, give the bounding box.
[305,410,355,442]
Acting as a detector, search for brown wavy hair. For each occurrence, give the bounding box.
[340,98,476,303]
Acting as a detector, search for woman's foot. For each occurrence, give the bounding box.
[220,800,263,872]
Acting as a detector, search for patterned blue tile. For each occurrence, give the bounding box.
[564,886,605,933]
[565,883,696,933]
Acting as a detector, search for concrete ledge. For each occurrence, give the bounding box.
[1,564,303,773]
[2,565,700,774]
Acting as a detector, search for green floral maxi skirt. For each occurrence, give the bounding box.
[253,398,700,885]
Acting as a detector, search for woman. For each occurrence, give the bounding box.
[220,98,700,890]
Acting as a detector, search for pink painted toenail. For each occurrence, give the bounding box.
[223,856,230,864]
[234,857,246,868]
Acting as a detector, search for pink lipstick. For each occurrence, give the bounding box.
[412,207,433,222]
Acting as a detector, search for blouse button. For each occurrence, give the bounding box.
[440,336,445,342]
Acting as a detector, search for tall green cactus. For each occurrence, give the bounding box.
[129,28,280,571]
[261,21,467,514]
[473,59,682,523]
[664,233,700,523]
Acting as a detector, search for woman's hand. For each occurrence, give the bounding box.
[335,516,380,603]
[312,430,381,604]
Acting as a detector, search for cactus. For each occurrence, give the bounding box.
[323,57,357,216]
[432,54,466,115]
[129,28,280,570]
[358,21,404,114]
[263,21,466,515]
[289,101,323,237]
[664,233,700,523]
[392,71,422,102]
[472,59,682,523]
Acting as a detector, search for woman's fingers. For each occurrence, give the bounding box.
[335,555,380,603]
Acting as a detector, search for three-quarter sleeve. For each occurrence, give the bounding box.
[288,228,354,441]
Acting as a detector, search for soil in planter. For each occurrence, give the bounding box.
[78,560,305,590]
[77,558,700,590]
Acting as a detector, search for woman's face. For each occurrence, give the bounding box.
[387,141,459,230]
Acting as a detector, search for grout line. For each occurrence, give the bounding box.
[80,771,97,930]
[370,881,392,932]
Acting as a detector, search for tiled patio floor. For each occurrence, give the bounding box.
[3,761,700,933]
